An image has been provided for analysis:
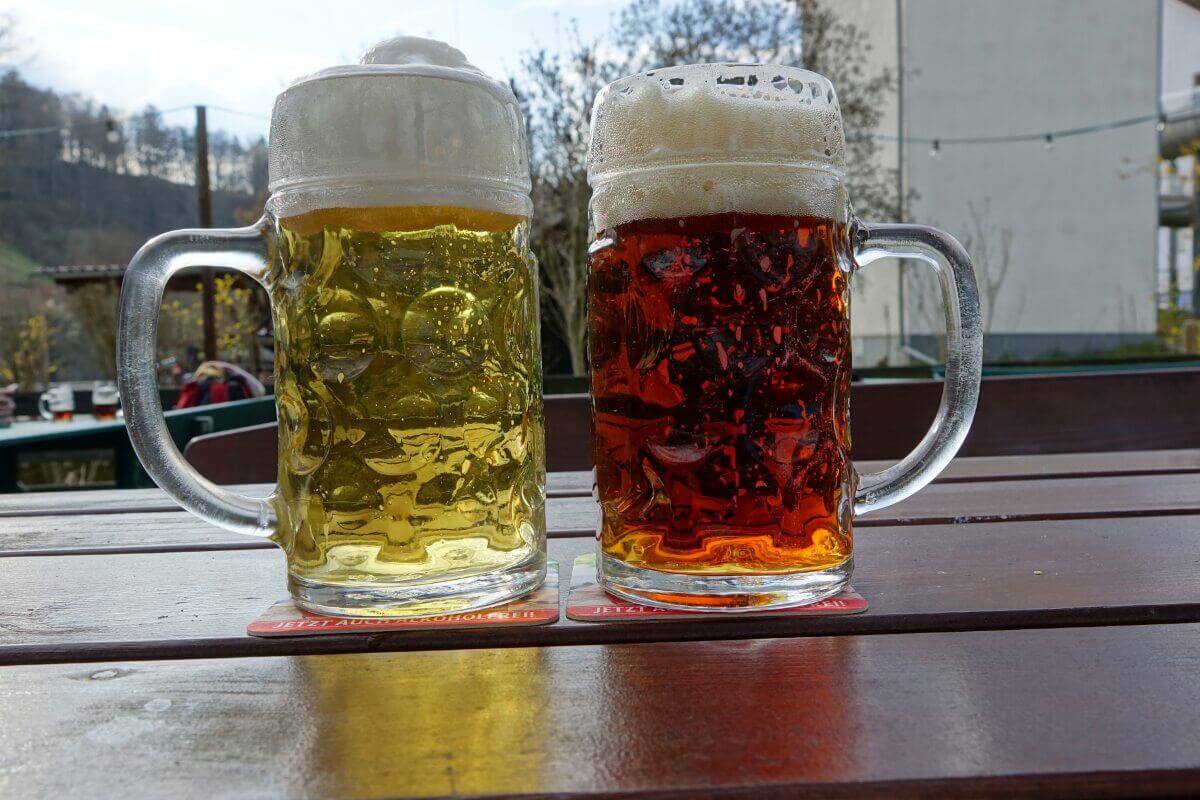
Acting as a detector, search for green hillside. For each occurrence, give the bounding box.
[0,241,45,285]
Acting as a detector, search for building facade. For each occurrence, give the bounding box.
[844,0,1183,364]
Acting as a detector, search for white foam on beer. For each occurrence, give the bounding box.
[268,37,530,219]
[587,65,848,229]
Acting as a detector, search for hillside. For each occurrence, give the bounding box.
[0,160,256,267]
[0,240,44,284]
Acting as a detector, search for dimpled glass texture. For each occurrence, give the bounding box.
[270,207,546,615]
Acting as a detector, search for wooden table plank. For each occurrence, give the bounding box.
[549,472,1200,534]
[2,472,1198,556]
[0,483,273,518]
[860,471,1200,525]
[0,511,261,555]
[0,471,595,518]
[0,496,594,555]
[908,447,1200,482]
[1,624,1198,798]
[1,515,1197,665]
[5,450,1200,519]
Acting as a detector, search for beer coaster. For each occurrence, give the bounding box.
[247,562,559,637]
[566,554,867,622]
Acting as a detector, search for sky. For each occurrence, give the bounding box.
[6,0,627,139]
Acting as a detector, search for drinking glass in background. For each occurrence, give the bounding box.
[91,381,120,420]
[586,64,983,611]
[38,384,75,421]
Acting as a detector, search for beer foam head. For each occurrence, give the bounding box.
[268,37,530,219]
[587,64,848,229]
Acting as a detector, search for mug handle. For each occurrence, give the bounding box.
[38,393,52,420]
[116,219,277,537]
[851,220,984,514]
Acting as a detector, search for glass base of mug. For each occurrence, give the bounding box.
[598,551,853,613]
[288,555,547,619]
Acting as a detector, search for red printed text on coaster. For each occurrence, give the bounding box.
[247,562,559,637]
[566,554,867,622]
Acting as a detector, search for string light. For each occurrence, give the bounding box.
[0,103,1194,146]
[851,107,1199,147]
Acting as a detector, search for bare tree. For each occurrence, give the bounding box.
[516,0,900,374]
[69,282,120,380]
[959,199,1016,337]
[516,26,618,375]
[905,199,1020,363]
[0,13,25,66]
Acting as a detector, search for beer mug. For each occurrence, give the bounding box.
[91,381,119,420]
[117,38,547,617]
[38,384,75,421]
[586,65,983,610]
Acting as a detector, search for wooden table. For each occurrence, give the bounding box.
[1,450,1198,797]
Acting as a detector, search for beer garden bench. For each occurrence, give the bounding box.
[0,368,1198,796]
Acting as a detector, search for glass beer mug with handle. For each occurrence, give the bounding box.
[117,37,548,617]
[38,384,75,421]
[586,64,983,611]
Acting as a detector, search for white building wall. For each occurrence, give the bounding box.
[834,0,904,366]
[1163,0,1200,98]
[1159,0,1200,312]
[901,0,1160,359]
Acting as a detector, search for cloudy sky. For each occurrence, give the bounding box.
[7,0,625,139]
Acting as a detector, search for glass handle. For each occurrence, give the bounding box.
[116,219,277,537]
[851,219,983,514]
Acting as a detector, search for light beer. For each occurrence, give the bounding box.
[272,205,546,604]
[116,36,552,617]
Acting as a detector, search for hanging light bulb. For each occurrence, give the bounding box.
[1156,114,1168,133]
[104,118,120,144]
[929,139,940,158]
[1043,133,1054,150]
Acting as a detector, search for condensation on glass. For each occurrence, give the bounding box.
[117,37,547,618]
[586,64,983,611]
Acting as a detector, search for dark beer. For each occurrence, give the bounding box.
[52,410,74,422]
[91,382,119,420]
[589,212,853,579]
[91,403,118,420]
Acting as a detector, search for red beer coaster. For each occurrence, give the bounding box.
[566,554,867,622]
[247,562,559,637]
